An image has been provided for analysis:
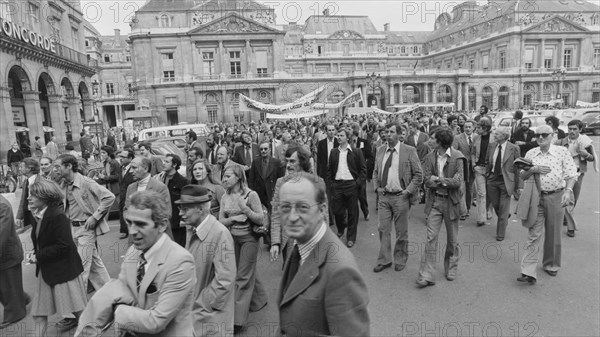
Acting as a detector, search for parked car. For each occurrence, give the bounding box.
[581,112,600,136]
[495,115,567,133]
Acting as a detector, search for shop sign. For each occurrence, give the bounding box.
[12,107,25,123]
[0,19,56,53]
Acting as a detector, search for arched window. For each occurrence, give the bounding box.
[437,85,453,103]
[160,14,169,27]
[498,86,510,110]
[482,86,493,108]
[591,13,599,25]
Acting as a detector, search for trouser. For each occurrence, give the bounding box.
[487,177,511,239]
[564,173,583,231]
[358,180,369,218]
[0,264,27,325]
[232,233,266,326]
[465,169,475,211]
[324,177,336,227]
[520,191,564,278]
[418,196,460,282]
[71,226,110,291]
[332,180,359,242]
[377,193,411,267]
[119,209,128,235]
[473,166,488,223]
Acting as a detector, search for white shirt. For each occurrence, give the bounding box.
[140,233,167,273]
[297,221,327,265]
[413,131,421,146]
[525,145,577,192]
[437,148,452,178]
[137,175,151,191]
[491,141,507,173]
[193,214,210,238]
[381,142,402,191]
[334,145,354,180]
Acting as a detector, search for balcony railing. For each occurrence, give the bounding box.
[55,43,95,68]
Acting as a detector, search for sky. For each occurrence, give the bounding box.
[80,0,475,35]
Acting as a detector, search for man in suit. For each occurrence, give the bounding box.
[118,149,136,239]
[177,185,236,337]
[486,127,520,241]
[205,132,219,166]
[265,129,282,158]
[210,145,244,185]
[108,190,196,336]
[274,132,293,163]
[510,117,537,157]
[156,154,189,247]
[452,119,476,215]
[351,122,373,221]
[472,117,493,226]
[328,128,367,248]
[232,131,260,173]
[277,176,370,336]
[248,141,285,212]
[125,157,174,239]
[405,121,430,162]
[138,142,164,176]
[316,123,339,179]
[372,122,423,273]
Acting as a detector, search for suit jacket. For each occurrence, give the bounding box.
[269,139,282,158]
[186,215,236,336]
[423,148,466,220]
[96,158,121,196]
[316,137,338,179]
[59,173,115,236]
[232,143,260,167]
[0,195,24,271]
[452,133,475,181]
[16,174,40,227]
[114,235,196,336]
[471,133,492,169]
[31,206,83,286]
[327,145,366,184]
[404,131,430,161]
[155,172,189,229]
[248,156,285,209]
[485,141,520,197]
[354,137,373,163]
[277,227,370,337]
[372,143,423,205]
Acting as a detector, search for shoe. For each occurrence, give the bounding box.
[446,272,456,281]
[545,269,558,277]
[336,231,344,238]
[567,230,575,237]
[119,233,128,239]
[517,274,536,284]
[373,263,392,273]
[477,221,486,227]
[55,318,78,332]
[347,241,354,248]
[364,213,370,221]
[460,215,467,221]
[496,236,505,242]
[472,201,477,207]
[416,278,435,288]
[487,211,493,220]
[394,264,405,272]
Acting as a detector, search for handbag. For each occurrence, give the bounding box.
[243,190,270,238]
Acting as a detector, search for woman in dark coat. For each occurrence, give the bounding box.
[28,179,87,335]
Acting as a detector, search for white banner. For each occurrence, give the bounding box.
[312,88,363,109]
[576,100,600,108]
[239,86,326,114]
[266,109,328,119]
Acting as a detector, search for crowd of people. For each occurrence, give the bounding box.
[0,104,596,336]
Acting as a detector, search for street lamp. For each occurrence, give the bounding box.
[90,79,101,152]
[551,68,567,103]
[366,72,381,107]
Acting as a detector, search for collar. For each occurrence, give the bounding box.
[386,142,401,153]
[138,175,151,185]
[338,144,352,152]
[437,148,452,158]
[193,214,212,240]
[141,232,167,259]
[68,172,84,188]
[297,221,327,265]
[533,144,561,157]
[327,137,335,143]
[33,206,48,220]
[124,164,131,171]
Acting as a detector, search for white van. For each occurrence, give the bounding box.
[138,124,211,141]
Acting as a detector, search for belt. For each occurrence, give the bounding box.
[541,188,564,195]
[71,221,86,227]
[382,191,403,196]
[334,179,354,183]
[435,193,449,198]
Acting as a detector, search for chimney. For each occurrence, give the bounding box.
[384,23,390,31]
[114,29,121,46]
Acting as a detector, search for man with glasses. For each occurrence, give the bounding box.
[277,176,370,337]
[518,125,577,284]
[249,142,284,213]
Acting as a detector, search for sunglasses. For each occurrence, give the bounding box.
[260,148,270,151]
[534,133,552,138]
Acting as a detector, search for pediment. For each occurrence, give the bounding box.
[188,12,281,35]
[329,30,364,40]
[522,15,589,33]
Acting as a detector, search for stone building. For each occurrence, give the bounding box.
[1,0,96,154]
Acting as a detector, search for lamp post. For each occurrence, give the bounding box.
[551,68,566,106]
[91,79,101,151]
[366,72,381,108]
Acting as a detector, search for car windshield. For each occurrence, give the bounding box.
[151,142,185,158]
[582,113,599,122]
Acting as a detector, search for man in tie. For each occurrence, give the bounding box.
[177,185,236,336]
[232,131,260,173]
[248,142,285,213]
[156,154,189,246]
[205,132,218,165]
[372,122,423,273]
[452,119,476,217]
[316,123,338,180]
[117,148,136,239]
[277,176,369,336]
[486,128,520,241]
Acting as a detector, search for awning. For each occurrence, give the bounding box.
[43,126,55,132]
[15,126,29,132]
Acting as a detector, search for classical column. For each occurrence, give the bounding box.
[67,96,83,138]
[389,83,395,105]
[221,89,229,122]
[218,40,224,77]
[0,86,17,148]
[423,83,429,103]
[457,83,463,111]
[245,39,252,77]
[48,94,67,143]
[559,39,565,68]
[399,84,403,104]
[22,90,45,147]
[82,98,93,122]
[540,39,546,69]
[362,85,367,107]
[539,81,545,100]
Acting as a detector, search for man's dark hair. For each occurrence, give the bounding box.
[478,117,493,132]
[57,154,79,172]
[241,130,252,138]
[138,142,152,151]
[545,116,560,129]
[514,110,523,120]
[166,154,182,170]
[386,121,404,134]
[65,144,75,151]
[281,175,327,205]
[186,130,198,141]
[23,158,40,174]
[35,136,40,140]
[101,145,115,159]
[122,148,135,159]
[285,146,311,172]
[480,105,489,114]
[447,114,458,125]
[409,121,420,129]
[434,128,454,149]
[567,119,583,130]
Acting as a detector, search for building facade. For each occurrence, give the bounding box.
[94,0,599,127]
[1,0,97,155]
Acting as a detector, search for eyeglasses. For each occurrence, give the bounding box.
[534,133,553,138]
[278,202,320,214]
[260,148,270,151]
[118,155,129,159]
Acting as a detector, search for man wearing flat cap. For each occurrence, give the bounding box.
[177,185,237,336]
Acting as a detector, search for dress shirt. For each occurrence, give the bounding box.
[381,142,402,191]
[66,182,86,222]
[491,141,507,173]
[32,206,48,221]
[437,148,452,179]
[334,145,354,180]
[526,145,577,192]
[413,131,421,146]
[193,214,210,237]
[327,138,335,162]
[137,175,151,191]
[139,233,167,273]
[297,221,327,266]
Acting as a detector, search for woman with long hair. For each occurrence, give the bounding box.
[218,165,267,334]
[28,179,87,335]
[190,159,225,216]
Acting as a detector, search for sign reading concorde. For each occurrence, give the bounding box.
[0,19,57,53]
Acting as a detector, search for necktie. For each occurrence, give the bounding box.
[494,144,502,176]
[245,147,251,165]
[283,244,301,293]
[468,136,472,147]
[210,150,215,164]
[262,158,269,178]
[381,148,395,188]
[137,253,146,292]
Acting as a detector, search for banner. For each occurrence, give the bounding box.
[266,109,328,119]
[312,89,363,109]
[239,86,326,114]
[371,107,395,115]
[576,100,600,108]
